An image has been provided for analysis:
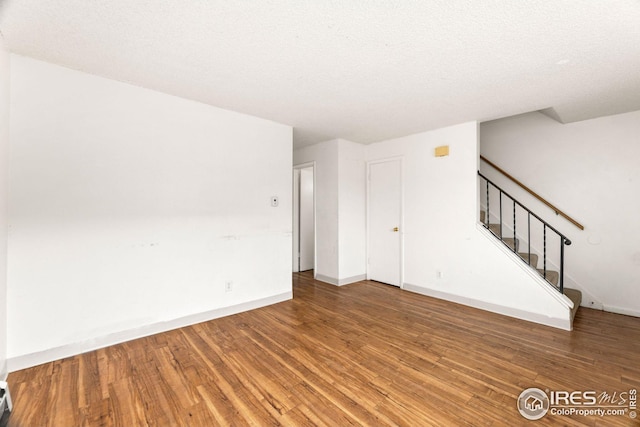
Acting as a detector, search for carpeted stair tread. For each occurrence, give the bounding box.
[484,222,518,249]
[518,252,538,266]
[502,238,518,251]
[488,223,501,235]
[564,288,582,321]
[537,269,559,286]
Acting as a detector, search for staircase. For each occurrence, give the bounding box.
[480,205,581,323]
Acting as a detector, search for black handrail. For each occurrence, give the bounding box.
[478,171,571,293]
[480,156,584,230]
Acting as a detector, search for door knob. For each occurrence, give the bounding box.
[393,227,399,232]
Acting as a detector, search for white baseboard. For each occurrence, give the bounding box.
[602,304,640,318]
[315,274,339,285]
[339,274,366,286]
[8,291,292,372]
[403,283,571,331]
[315,274,366,286]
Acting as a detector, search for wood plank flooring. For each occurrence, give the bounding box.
[6,271,640,426]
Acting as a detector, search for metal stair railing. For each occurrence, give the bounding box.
[478,171,572,293]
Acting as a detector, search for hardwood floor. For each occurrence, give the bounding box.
[6,271,640,426]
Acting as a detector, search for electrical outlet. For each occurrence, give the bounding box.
[225,281,233,293]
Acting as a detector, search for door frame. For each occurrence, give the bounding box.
[293,161,316,276]
[366,156,404,288]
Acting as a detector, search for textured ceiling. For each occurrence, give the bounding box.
[1,1,640,148]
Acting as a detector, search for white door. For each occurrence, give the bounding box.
[368,159,402,286]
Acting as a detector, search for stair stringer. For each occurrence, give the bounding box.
[475,224,574,330]
[480,206,603,310]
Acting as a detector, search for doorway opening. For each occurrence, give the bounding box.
[293,163,315,274]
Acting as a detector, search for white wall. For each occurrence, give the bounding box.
[293,139,366,285]
[367,122,571,329]
[0,34,9,379]
[337,140,366,282]
[8,55,292,369]
[481,110,640,317]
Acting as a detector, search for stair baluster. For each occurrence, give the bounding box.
[527,212,531,266]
